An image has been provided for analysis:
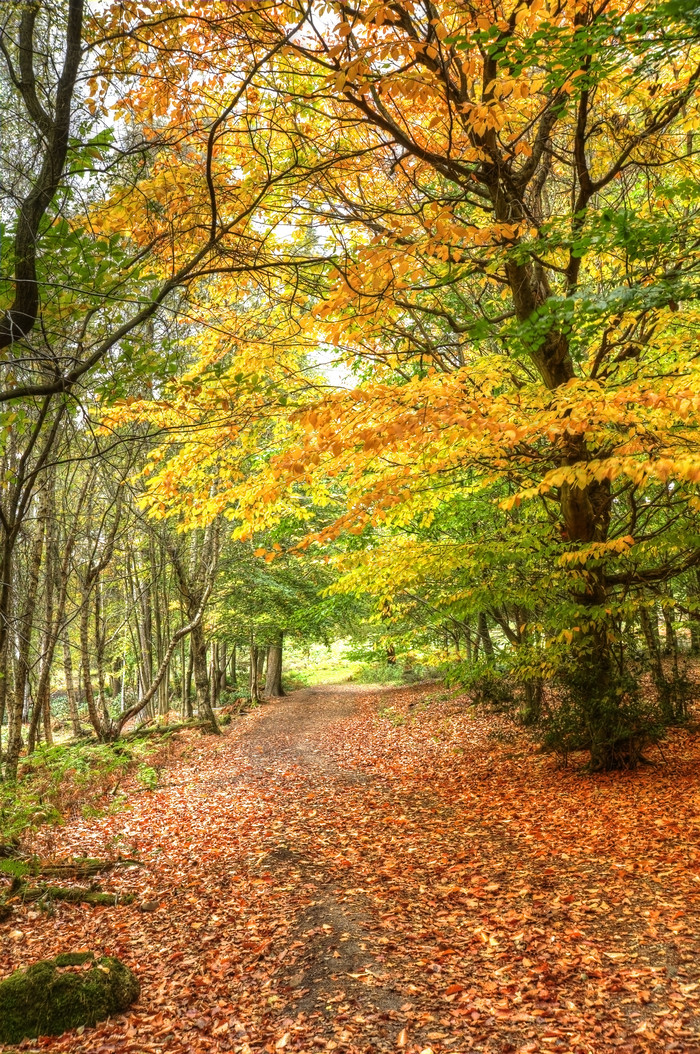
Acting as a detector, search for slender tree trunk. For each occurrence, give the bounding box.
[0,625,8,762]
[209,641,220,710]
[5,485,48,778]
[28,546,55,752]
[184,640,194,719]
[250,642,259,702]
[219,641,227,691]
[94,578,111,730]
[662,604,678,658]
[80,590,107,740]
[265,634,285,698]
[63,633,81,737]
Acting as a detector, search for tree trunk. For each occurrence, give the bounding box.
[184,640,194,719]
[265,634,285,698]
[5,485,48,778]
[662,604,678,658]
[230,643,237,688]
[219,641,227,691]
[477,613,495,660]
[94,578,111,730]
[80,589,107,740]
[250,643,259,702]
[209,641,220,710]
[191,621,220,732]
[28,475,57,753]
[640,605,663,680]
[63,634,82,737]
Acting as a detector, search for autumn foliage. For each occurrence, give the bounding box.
[3,0,700,1047]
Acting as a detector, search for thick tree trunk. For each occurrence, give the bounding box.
[640,606,663,680]
[662,604,678,658]
[477,613,495,660]
[191,621,219,732]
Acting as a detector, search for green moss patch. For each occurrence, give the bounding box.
[0,952,139,1044]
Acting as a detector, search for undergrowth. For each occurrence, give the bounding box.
[0,738,172,844]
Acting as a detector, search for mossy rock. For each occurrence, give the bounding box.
[0,951,139,1044]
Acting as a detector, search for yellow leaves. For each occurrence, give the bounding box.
[560,537,635,567]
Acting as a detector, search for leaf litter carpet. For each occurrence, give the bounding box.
[2,683,700,1054]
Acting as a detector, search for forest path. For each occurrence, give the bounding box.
[229,684,412,1039]
[4,682,700,1054]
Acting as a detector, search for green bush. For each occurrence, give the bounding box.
[444,660,515,709]
[135,764,159,791]
[353,662,405,684]
[543,661,665,771]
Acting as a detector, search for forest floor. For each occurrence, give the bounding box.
[2,683,700,1054]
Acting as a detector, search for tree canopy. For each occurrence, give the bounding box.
[0,0,700,773]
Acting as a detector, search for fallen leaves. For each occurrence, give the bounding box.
[2,685,700,1053]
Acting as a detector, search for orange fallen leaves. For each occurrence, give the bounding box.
[2,686,700,1053]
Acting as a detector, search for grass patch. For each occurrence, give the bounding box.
[378,706,406,727]
[284,640,363,687]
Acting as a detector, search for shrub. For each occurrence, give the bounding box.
[444,660,515,710]
[543,661,665,771]
[135,765,159,791]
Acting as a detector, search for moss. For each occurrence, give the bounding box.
[0,858,32,879]
[16,884,135,906]
[0,952,139,1044]
[53,952,96,967]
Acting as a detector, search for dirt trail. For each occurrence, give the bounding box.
[3,682,700,1054]
[232,685,408,1034]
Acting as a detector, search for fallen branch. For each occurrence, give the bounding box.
[37,857,143,879]
[9,881,135,906]
[123,719,208,741]
[1,856,143,881]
